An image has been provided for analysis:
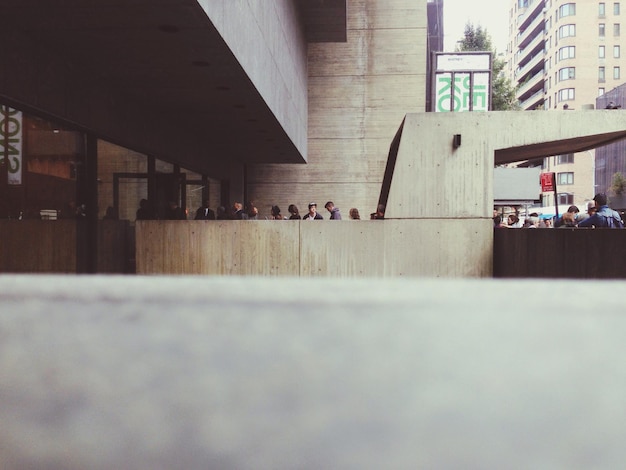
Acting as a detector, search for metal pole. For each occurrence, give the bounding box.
[553,173,559,220]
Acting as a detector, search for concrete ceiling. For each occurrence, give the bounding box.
[0,0,347,176]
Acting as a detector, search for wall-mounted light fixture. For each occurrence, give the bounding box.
[453,134,461,149]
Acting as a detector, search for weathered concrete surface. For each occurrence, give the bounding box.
[135,220,492,278]
[1,275,625,469]
[386,110,626,220]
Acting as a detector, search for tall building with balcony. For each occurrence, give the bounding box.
[506,0,626,211]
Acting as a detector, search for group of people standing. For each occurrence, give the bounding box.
[137,198,385,222]
[495,193,624,229]
[192,200,376,221]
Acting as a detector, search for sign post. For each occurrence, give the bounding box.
[540,172,558,219]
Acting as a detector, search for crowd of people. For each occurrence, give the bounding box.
[494,193,625,229]
[137,199,386,222]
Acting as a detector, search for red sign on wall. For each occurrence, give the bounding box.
[540,172,555,192]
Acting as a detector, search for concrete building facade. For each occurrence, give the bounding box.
[246,1,428,219]
[3,1,626,277]
[0,0,430,225]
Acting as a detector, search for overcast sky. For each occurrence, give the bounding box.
[443,1,510,53]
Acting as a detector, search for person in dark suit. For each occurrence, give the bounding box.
[167,200,186,220]
[194,200,216,220]
[232,202,248,220]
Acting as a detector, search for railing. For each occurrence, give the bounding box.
[517,70,543,98]
[519,89,545,110]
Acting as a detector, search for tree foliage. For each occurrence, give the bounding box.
[610,172,626,195]
[456,22,519,111]
[457,23,493,52]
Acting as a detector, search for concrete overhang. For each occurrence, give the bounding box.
[492,111,626,165]
[0,1,346,178]
[381,110,626,219]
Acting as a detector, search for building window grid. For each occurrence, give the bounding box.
[559,24,576,38]
[557,172,574,185]
[559,67,576,81]
[558,46,576,60]
[557,193,575,205]
[557,154,575,164]
[558,3,576,19]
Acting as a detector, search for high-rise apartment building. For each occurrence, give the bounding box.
[506,0,625,209]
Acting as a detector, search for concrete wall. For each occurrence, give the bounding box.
[246,0,428,221]
[200,0,309,158]
[386,113,493,219]
[135,219,492,278]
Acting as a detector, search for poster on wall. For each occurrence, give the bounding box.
[0,105,22,185]
[433,52,492,112]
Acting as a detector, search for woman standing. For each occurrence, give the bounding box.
[288,204,301,220]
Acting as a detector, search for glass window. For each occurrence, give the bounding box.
[615,45,621,57]
[614,23,621,36]
[558,88,575,101]
[559,67,576,81]
[558,193,574,205]
[600,2,607,16]
[599,66,606,81]
[615,2,621,15]
[557,172,574,185]
[559,24,576,38]
[614,66,621,79]
[559,3,576,18]
[600,23,606,36]
[600,45,606,58]
[557,154,574,164]
[599,87,606,96]
[558,46,576,60]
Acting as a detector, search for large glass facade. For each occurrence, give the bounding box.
[0,102,221,273]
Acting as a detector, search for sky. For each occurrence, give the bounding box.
[443,0,510,53]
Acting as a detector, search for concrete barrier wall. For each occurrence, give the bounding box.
[0,220,130,274]
[136,220,493,278]
[0,221,77,273]
[494,228,626,278]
